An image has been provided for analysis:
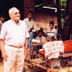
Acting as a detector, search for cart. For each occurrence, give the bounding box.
[25,32,72,72]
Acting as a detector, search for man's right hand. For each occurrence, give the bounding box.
[30,28,34,32]
[2,52,7,61]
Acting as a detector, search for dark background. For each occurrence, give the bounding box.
[0,0,24,21]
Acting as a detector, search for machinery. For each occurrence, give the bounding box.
[25,32,72,72]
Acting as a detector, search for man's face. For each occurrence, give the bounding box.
[27,13,33,20]
[0,17,4,22]
[49,24,54,29]
[10,9,20,22]
[38,32,43,37]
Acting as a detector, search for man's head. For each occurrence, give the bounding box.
[49,21,54,29]
[38,30,44,37]
[9,7,20,23]
[0,14,5,22]
[27,11,33,20]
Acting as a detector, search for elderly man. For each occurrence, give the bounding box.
[23,11,36,48]
[0,7,29,72]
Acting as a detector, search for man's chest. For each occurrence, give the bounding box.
[26,21,34,27]
[6,24,25,36]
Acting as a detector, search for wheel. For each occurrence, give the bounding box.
[45,32,61,41]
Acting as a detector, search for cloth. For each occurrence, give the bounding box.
[48,28,61,67]
[35,36,46,43]
[4,44,24,72]
[29,32,34,44]
[23,18,36,32]
[28,32,34,48]
[0,19,30,47]
[48,28,57,37]
[43,41,64,60]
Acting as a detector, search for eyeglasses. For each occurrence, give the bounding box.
[14,12,20,15]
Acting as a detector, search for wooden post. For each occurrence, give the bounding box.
[56,0,61,34]
[69,0,72,40]
[62,0,72,40]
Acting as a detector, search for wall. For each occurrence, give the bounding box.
[24,0,58,33]
[24,0,35,18]
[34,8,58,33]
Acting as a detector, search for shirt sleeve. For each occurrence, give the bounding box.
[25,23,30,38]
[32,21,36,32]
[0,24,7,40]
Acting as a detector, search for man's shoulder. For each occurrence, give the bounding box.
[23,18,28,21]
[23,18,34,22]
[19,20,27,26]
[52,28,57,33]
[53,28,57,31]
[3,19,11,26]
[31,19,34,22]
[19,20,26,24]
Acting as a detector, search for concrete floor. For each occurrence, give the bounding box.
[0,62,15,72]
[0,61,72,72]
[0,55,72,72]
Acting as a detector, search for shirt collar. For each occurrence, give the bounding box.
[27,17,33,22]
[49,28,55,31]
[38,36,43,38]
[11,19,20,25]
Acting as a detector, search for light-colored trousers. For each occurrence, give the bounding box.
[4,44,24,72]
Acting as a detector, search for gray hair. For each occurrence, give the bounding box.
[8,7,18,15]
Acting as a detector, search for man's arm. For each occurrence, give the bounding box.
[0,39,7,61]
[32,21,36,32]
[24,38,28,58]
[29,21,36,32]
[0,23,7,61]
[24,22,30,58]
[29,27,34,32]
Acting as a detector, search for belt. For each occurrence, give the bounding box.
[7,45,23,48]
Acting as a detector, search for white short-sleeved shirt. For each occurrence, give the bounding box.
[0,19,30,47]
[23,18,36,32]
[35,36,46,43]
[48,28,57,37]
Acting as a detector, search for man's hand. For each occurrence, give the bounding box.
[24,49,28,58]
[30,27,34,32]
[2,52,8,61]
